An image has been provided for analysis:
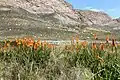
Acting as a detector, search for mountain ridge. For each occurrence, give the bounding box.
[1,0,119,26]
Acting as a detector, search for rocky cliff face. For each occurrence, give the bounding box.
[113,17,120,23]
[0,0,119,39]
[76,10,113,25]
[0,0,82,25]
[0,0,116,26]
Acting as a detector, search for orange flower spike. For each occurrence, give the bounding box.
[17,40,21,45]
[47,44,51,49]
[76,47,79,53]
[27,38,34,47]
[112,38,116,47]
[21,39,25,46]
[23,37,27,42]
[3,44,7,49]
[22,38,28,46]
[37,38,41,46]
[15,39,20,45]
[106,35,109,43]
[15,39,19,43]
[92,43,97,49]
[81,41,88,48]
[99,43,104,50]
[7,42,10,47]
[76,34,79,43]
[34,39,41,49]
[33,43,38,50]
[93,33,97,40]
[48,44,53,49]
[3,45,7,49]
[3,40,8,49]
[25,38,29,44]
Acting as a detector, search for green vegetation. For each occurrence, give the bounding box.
[0,38,120,80]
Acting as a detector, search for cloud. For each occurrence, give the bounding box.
[84,6,117,13]
[108,9,115,12]
[84,6,104,12]
[84,7,93,9]
[89,9,104,12]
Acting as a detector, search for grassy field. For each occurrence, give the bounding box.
[0,36,120,80]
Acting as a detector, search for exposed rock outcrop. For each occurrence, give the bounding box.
[0,0,117,26]
[76,10,113,25]
[0,0,82,25]
[0,0,119,39]
[113,17,120,23]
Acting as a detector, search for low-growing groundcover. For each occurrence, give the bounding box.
[0,37,120,80]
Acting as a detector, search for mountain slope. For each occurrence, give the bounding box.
[0,0,120,40]
[0,0,82,25]
[76,10,113,25]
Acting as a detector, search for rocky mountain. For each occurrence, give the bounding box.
[0,0,82,25]
[0,0,120,40]
[76,10,113,25]
[113,17,120,23]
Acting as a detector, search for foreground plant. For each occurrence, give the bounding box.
[0,35,119,80]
